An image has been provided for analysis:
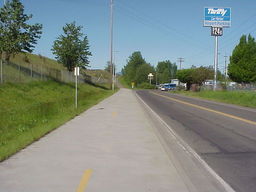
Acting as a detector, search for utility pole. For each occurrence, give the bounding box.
[177,58,184,70]
[224,55,228,78]
[177,58,184,86]
[224,55,228,86]
[109,0,114,91]
[114,51,119,87]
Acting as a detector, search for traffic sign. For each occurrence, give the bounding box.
[211,27,223,36]
[204,7,231,27]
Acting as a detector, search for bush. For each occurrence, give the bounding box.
[137,82,155,89]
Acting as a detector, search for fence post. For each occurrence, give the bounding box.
[30,63,33,78]
[19,63,21,82]
[0,52,3,84]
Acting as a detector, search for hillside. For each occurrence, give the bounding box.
[1,52,112,85]
[0,53,116,161]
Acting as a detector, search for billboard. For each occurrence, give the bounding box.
[204,7,231,27]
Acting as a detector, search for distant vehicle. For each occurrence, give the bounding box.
[204,79,213,85]
[228,82,237,87]
[160,83,176,91]
[171,79,179,86]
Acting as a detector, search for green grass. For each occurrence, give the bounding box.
[85,69,112,81]
[7,53,112,84]
[176,90,256,108]
[0,81,115,161]
[10,53,65,71]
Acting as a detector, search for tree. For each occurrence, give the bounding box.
[156,60,177,83]
[228,34,256,83]
[176,66,214,90]
[0,0,42,60]
[176,69,194,90]
[52,22,91,71]
[135,63,155,85]
[122,51,147,83]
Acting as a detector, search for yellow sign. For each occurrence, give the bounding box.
[131,82,135,89]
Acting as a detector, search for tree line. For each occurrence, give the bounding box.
[121,51,218,90]
[123,34,256,90]
[122,51,177,88]
[0,0,91,76]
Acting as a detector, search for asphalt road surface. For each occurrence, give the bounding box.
[136,90,256,192]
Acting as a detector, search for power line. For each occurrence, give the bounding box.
[116,1,210,51]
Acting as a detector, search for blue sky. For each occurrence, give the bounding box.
[2,0,256,72]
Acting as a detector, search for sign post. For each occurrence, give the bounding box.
[204,7,231,91]
[148,73,154,85]
[74,67,80,108]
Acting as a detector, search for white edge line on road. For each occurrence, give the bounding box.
[135,92,236,192]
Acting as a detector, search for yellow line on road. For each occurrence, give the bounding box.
[152,92,256,126]
[76,169,92,192]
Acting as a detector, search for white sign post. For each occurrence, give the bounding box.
[74,67,80,108]
[204,7,231,91]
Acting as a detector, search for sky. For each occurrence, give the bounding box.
[2,0,256,73]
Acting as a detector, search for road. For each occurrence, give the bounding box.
[136,90,256,192]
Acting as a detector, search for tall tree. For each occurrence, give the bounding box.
[52,22,91,71]
[156,60,177,83]
[135,63,155,84]
[229,34,256,83]
[122,51,146,83]
[0,0,42,60]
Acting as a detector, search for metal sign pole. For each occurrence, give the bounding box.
[214,36,218,91]
[75,72,78,108]
[74,67,79,109]
[204,8,231,92]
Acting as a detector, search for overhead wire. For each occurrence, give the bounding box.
[115,1,256,68]
[116,0,213,58]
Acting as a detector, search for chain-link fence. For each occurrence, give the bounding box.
[201,83,256,91]
[0,59,110,85]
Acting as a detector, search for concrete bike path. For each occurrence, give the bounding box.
[0,88,190,192]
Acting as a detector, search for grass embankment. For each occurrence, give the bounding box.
[0,81,115,161]
[177,90,256,108]
[11,53,65,70]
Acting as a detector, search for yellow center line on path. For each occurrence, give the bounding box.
[76,169,92,192]
[151,92,256,126]
[112,111,117,117]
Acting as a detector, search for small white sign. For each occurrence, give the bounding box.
[74,67,80,76]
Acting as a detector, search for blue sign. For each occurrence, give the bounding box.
[204,7,231,27]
